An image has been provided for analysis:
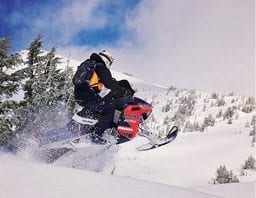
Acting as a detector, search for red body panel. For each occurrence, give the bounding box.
[117,103,152,139]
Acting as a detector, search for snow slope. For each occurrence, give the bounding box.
[0,154,221,198]
[192,182,255,198]
[2,52,255,198]
[113,123,254,187]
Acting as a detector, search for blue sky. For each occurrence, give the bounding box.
[0,0,254,96]
[0,0,140,51]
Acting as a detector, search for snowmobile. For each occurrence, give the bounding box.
[29,97,178,161]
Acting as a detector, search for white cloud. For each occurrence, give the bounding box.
[58,0,255,96]
[32,0,106,44]
[120,0,255,96]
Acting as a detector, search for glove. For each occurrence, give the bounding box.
[123,89,133,97]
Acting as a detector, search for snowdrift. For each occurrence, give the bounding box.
[0,154,221,198]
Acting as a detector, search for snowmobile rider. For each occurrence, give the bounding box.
[73,50,135,138]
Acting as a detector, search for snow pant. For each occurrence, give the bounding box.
[77,101,116,137]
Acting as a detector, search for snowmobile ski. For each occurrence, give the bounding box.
[136,126,178,151]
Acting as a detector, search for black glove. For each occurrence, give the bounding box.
[123,89,133,97]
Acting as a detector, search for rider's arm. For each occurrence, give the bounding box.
[95,64,128,98]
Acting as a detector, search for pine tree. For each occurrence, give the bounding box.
[242,156,256,170]
[162,101,171,112]
[211,93,218,99]
[31,47,64,106]
[212,165,239,184]
[241,97,255,113]
[22,35,44,103]
[172,94,196,128]
[203,114,215,128]
[216,109,223,118]
[0,38,22,145]
[249,116,256,146]
[13,36,47,133]
[62,55,75,116]
[251,115,256,127]
[216,97,225,107]
[223,107,235,120]
[14,37,76,137]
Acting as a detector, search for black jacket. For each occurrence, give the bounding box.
[74,53,129,105]
[91,53,127,98]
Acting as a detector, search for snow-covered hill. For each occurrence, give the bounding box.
[2,51,255,198]
[1,153,255,198]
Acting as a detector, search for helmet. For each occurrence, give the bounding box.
[99,50,114,68]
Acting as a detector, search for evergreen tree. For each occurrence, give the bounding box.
[241,97,255,113]
[31,47,63,106]
[216,109,223,118]
[18,36,71,108]
[172,94,196,128]
[203,114,215,128]
[216,97,225,107]
[62,55,75,115]
[23,35,43,103]
[0,38,22,145]
[212,165,239,184]
[242,156,256,170]
[162,101,171,112]
[14,37,76,137]
[13,36,46,133]
[251,115,256,127]
[249,116,256,146]
[223,107,235,120]
[211,93,218,99]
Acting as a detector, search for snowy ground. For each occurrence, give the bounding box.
[0,153,255,198]
[2,54,255,197]
[113,122,255,187]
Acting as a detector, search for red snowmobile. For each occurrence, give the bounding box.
[35,97,178,155]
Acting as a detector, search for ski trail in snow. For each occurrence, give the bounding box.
[53,144,119,173]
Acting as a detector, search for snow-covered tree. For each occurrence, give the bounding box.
[211,93,218,99]
[184,121,194,132]
[62,55,75,116]
[223,107,235,120]
[216,109,223,118]
[245,120,250,128]
[22,35,44,103]
[203,114,215,128]
[14,37,75,137]
[31,47,64,106]
[172,94,196,128]
[241,97,255,113]
[242,105,254,113]
[246,97,255,106]
[0,38,22,145]
[162,101,172,112]
[228,92,235,96]
[227,118,232,125]
[249,116,256,146]
[212,165,239,184]
[202,104,206,112]
[216,97,225,107]
[166,86,176,95]
[242,156,256,170]
[250,116,256,135]
[250,115,256,127]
